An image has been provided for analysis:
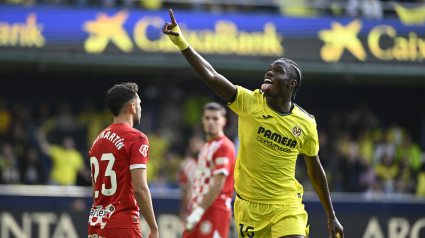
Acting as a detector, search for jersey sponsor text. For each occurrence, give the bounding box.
[257,126,297,148]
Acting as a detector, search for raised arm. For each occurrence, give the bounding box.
[163,9,236,102]
[36,129,51,155]
[303,154,344,238]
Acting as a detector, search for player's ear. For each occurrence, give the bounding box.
[289,79,297,87]
[129,102,136,114]
[288,79,297,89]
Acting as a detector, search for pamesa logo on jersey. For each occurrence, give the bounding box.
[292,126,302,137]
[257,126,297,149]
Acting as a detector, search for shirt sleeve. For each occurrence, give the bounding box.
[227,86,258,117]
[300,121,320,157]
[129,134,149,170]
[212,143,234,176]
[49,145,61,162]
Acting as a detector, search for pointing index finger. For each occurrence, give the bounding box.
[169,9,177,25]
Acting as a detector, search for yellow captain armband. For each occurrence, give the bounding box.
[168,25,189,50]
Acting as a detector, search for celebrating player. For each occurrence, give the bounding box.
[88,82,158,238]
[163,10,344,238]
[183,102,236,238]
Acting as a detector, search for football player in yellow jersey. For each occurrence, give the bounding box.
[163,9,344,238]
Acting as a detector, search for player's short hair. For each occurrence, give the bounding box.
[278,58,303,101]
[106,82,139,116]
[203,102,227,117]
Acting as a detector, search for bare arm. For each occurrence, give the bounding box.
[36,129,51,155]
[179,182,191,222]
[199,173,226,210]
[163,9,236,102]
[304,154,344,238]
[91,176,96,203]
[185,173,227,230]
[131,168,159,238]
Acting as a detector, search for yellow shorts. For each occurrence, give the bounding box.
[234,195,309,238]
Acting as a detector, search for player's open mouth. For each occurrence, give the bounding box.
[261,78,273,90]
[263,78,273,84]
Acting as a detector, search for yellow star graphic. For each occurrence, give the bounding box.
[394,3,425,26]
[83,11,133,54]
[318,20,366,62]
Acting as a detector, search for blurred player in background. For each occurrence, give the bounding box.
[88,82,158,238]
[179,135,204,223]
[163,10,344,238]
[183,102,236,238]
[37,132,90,186]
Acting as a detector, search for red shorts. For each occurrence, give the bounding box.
[182,208,231,238]
[88,226,143,238]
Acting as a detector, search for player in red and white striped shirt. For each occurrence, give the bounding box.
[88,82,158,238]
[179,136,204,223]
[183,102,236,238]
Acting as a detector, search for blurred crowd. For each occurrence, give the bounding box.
[0,85,425,201]
[296,103,425,200]
[1,0,424,20]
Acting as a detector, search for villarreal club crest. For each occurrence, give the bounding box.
[292,126,302,137]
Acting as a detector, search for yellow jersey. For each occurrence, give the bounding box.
[228,86,319,204]
[50,145,84,185]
